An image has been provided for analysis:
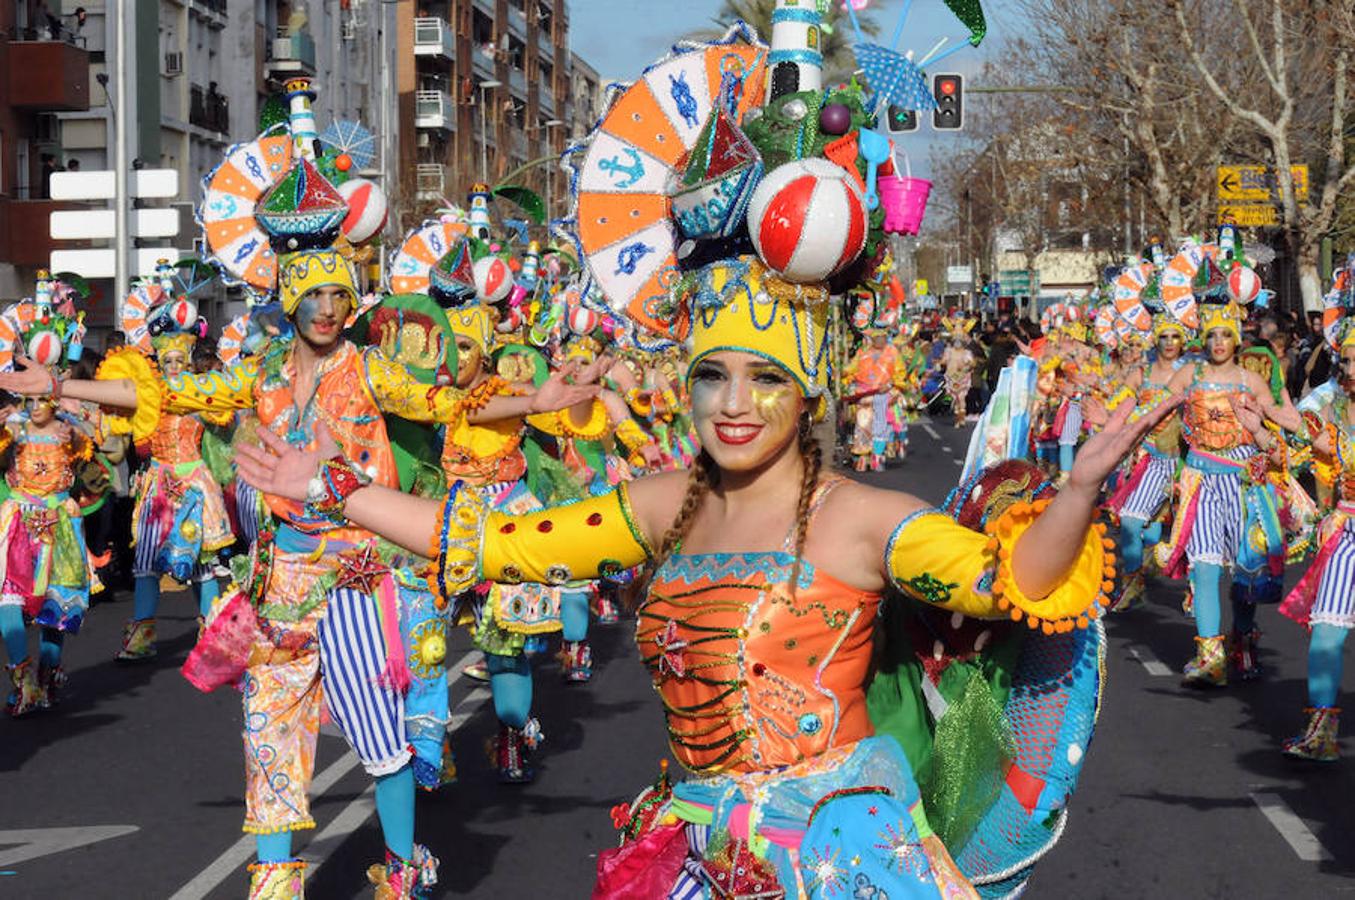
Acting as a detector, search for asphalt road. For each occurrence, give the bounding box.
[2,420,1353,898]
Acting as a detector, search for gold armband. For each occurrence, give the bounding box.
[530,399,610,441]
[613,417,651,452]
[886,502,1110,631]
[482,485,652,585]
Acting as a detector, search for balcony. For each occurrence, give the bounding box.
[413,17,454,61]
[415,90,455,131]
[0,199,87,268]
[189,84,230,134]
[189,0,228,28]
[507,3,528,38]
[539,90,555,117]
[509,67,526,95]
[267,30,317,78]
[416,164,447,201]
[472,49,496,80]
[537,27,554,59]
[7,40,90,110]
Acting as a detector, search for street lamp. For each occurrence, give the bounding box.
[529,118,564,220]
[478,79,502,181]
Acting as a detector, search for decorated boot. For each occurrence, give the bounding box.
[1228,628,1263,681]
[1182,635,1227,688]
[37,663,66,709]
[6,660,44,717]
[247,859,306,900]
[366,844,439,899]
[1282,707,1340,762]
[1112,570,1146,613]
[559,639,593,683]
[115,618,157,662]
[493,721,537,784]
[594,596,619,626]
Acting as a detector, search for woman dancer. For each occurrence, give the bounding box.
[237,254,1172,897]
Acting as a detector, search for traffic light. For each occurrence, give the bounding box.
[932,73,963,130]
[886,105,919,133]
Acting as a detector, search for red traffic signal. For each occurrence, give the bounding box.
[932,73,963,131]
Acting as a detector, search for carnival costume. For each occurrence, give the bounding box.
[845,330,899,471]
[105,260,232,661]
[0,271,96,715]
[1278,267,1355,760]
[456,16,1116,892]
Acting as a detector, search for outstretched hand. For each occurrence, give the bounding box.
[234,422,341,502]
[0,360,55,397]
[1228,391,1267,439]
[1067,393,1183,494]
[529,359,602,414]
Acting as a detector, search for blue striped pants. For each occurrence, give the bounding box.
[1120,453,1175,523]
[133,490,214,582]
[1184,448,1253,567]
[1312,520,1355,629]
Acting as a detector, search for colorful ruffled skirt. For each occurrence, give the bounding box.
[0,491,91,632]
[131,458,233,583]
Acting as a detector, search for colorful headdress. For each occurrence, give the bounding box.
[685,256,831,418]
[277,248,358,316]
[120,259,203,359]
[1321,257,1355,352]
[1198,300,1244,341]
[446,304,496,356]
[0,270,86,373]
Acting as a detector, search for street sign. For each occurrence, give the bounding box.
[1216,165,1308,203]
[50,248,182,279]
[1217,204,1280,227]
[999,268,1040,295]
[946,265,973,284]
[49,168,180,201]
[50,208,181,240]
[913,279,929,296]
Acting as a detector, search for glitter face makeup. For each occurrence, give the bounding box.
[691,351,804,473]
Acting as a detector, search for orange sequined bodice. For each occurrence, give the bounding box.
[146,412,205,465]
[1183,377,1253,452]
[8,433,77,496]
[636,482,879,775]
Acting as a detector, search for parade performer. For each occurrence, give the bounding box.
[234,17,1175,887]
[939,316,977,428]
[1106,310,1188,610]
[433,276,611,782]
[1276,285,1355,760]
[844,326,898,471]
[1157,293,1302,686]
[104,261,233,660]
[0,274,96,715]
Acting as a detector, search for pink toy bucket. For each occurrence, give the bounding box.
[880,174,931,236]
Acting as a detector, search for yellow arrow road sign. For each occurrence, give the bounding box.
[1217,165,1308,202]
[1217,204,1279,227]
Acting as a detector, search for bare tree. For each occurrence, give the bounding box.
[1172,0,1355,310]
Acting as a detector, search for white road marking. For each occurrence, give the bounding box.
[0,826,140,867]
[1126,644,1172,677]
[952,458,965,466]
[1250,792,1333,861]
[922,423,940,440]
[171,649,484,899]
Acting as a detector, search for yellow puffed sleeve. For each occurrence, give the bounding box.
[163,361,258,426]
[361,346,465,425]
[526,399,610,441]
[886,500,1112,631]
[95,348,165,442]
[428,482,652,601]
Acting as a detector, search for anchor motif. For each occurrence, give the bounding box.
[232,238,259,265]
[614,242,655,276]
[669,71,700,128]
[244,153,265,181]
[598,148,645,189]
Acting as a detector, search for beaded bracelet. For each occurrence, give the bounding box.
[304,455,371,518]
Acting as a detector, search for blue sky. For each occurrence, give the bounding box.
[567,0,1020,177]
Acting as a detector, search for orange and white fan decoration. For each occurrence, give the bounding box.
[1093,303,1119,349]
[1159,239,1211,330]
[217,311,251,365]
[562,23,769,335]
[1111,262,1154,332]
[0,303,36,372]
[388,211,470,295]
[199,125,294,291]
[120,279,169,354]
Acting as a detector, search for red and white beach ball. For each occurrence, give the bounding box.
[747,158,867,284]
[473,256,514,303]
[568,305,600,335]
[26,331,63,367]
[338,178,388,245]
[166,298,198,331]
[1227,265,1262,305]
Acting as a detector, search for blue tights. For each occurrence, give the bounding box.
[132,575,221,620]
[255,764,416,863]
[1308,623,1350,709]
[1060,443,1075,474]
[1190,562,1224,637]
[1,605,26,664]
[488,652,531,729]
[1119,518,1165,575]
[561,590,590,643]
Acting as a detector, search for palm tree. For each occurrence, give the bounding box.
[688,0,879,86]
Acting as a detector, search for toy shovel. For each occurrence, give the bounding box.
[858,129,891,210]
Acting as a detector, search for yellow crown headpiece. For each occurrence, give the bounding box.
[277,249,358,316]
[151,331,196,361]
[686,256,831,420]
[446,303,496,355]
[1198,301,1244,341]
[1152,311,1188,339]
